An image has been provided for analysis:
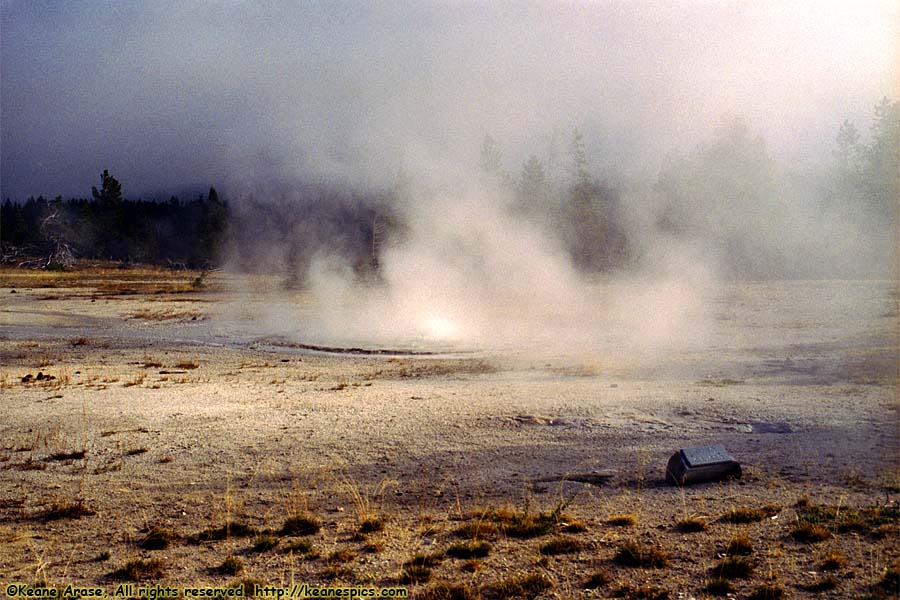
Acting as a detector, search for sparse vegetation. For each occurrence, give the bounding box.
[584,570,609,589]
[251,535,279,552]
[790,521,831,543]
[328,548,357,564]
[195,521,256,542]
[446,540,491,559]
[40,500,95,520]
[676,516,707,532]
[723,534,754,555]
[139,527,176,550]
[715,556,754,579]
[470,505,571,539]
[614,540,669,568]
[607,513,637,527]
[282,539,317,558]
[703,578,734,596]
[486,573,553,599]
[538,536,583,555]
[417,584,476,600]
[219,556,244,575]
[280,514,321,536]
[722,506,767,523]
[747,584,784,600]
[111,558,165,581]
[455,521,498,539]
[820,550,846,570]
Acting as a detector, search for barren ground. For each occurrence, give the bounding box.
[0,266,897,599]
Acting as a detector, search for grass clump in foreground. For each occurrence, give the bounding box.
[714,556,754,579]
[455,521,498,540]
[790,521,831,543]
[138,527,176,550]
[358,517,384,533]
[195,521,257,542]
[40,500,96,520]
[251,536,280,552]
[538,536,584,555]
[819,550,846,570]
[218,556,244,575]
[417,584,476,600]
[614,540,669,568]
[721,506,774,523]
[612,584,669,599]
[280,514,321,536]
[607,513,637,527]
[110,558,165,581]
[702,578,734,596]
[470,503,574,539]
[675,516,707,532]
[486,573,553,599]
[723,534,754,555]
[584,570,609,589]
[282,539,318,559]
[747,584,785,600]
[446,541,491,559]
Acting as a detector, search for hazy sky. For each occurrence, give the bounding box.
[1,0,897,200]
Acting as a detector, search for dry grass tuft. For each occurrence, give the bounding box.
[487,573,553,599]
[111,558,165,581]
[676,516,708,532]
[218,556,244,575]
[790,521,831,543]
[40,500,95,520]
[538,536,584,555]
[446,540,491,559]
[607,513,637,527]
[703,578,734,597]
[251,536,280,552]
[723,534,754,555]
[195,521,257,542]
[139,527,176,550]
[455,521,498,540]
[715,556,754,579]
[747,584,785,600]
[819,550,846,571]
[722,506,767,523]
[614,540,669,568]
[280,514,321,536]
[176,361,199,370]
[417,584,476,600]
[584,570,610,589]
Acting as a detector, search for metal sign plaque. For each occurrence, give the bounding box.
[681,445,735,468]
[666,444,741,485]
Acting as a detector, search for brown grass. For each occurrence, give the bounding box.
[614,540,669,568]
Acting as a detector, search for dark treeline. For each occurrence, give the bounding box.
[1,170,227,269]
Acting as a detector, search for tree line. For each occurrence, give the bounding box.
[2,97,895,279]
[1,171,227,269]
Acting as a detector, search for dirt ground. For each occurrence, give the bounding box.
[0,266,897,599]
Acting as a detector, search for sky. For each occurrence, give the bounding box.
[1,0,898,200]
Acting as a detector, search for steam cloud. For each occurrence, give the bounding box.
[2,2,897,352]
